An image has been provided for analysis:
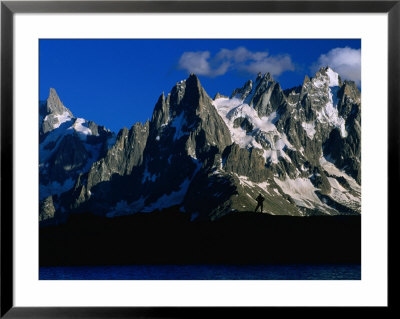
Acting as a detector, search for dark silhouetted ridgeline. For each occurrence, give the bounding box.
[39,209,361,267]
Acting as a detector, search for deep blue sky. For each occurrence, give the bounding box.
[40,39,361,133]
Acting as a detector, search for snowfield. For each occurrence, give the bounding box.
[213,96,292,164]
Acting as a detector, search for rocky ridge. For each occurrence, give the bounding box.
[39,67,361,224]
[39,89,114,222]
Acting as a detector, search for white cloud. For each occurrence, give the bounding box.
[312,47,361,85]
[241,55,295,76]
[178,47,295,78]
[215,47,269,63]
[178,51,230,77]
[178,51,211,75]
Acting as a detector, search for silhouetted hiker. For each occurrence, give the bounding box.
[255,193,265,213]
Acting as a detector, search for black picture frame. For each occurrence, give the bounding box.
[1,0,396,317]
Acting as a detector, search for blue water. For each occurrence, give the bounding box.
[40,264,361,280]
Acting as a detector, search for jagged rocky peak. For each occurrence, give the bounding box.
[215,72,269,106]
[340,80,361,103]
[46,88,73,115]
[40,88,74,135]
[151,92,169,130]
[148,72,232,158]
[227,71,285,118]
[153,73,224,136]
[184,73,212,104]
[166,73,207,116]
[293,66,349,131]
[230,79,253,99]
[303,74,311,84]
[300,66,342,103]
[312,66,342,88]
[261,71,273,81]
[230,72,272,100]
[214,92,228,100]
[212,72,294,168]
[39,86,115,214]
[80,121,149,197]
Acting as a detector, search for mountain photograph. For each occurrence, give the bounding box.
[39,39,361,280]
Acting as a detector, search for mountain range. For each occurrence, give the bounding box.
[39,66,361,225]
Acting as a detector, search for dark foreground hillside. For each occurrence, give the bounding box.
[39,209,361,266]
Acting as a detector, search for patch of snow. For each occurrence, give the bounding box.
[319,157,361,192]
[274,177,330,212]
[140,158,201,213]
[80,142,103,173]
[170,112,189,141]
[242,81,256,104]
[327,177,347,192]
[213,98,279,147]
[39,178,75,200]
[142,167,158,183]
[106,197,147,217]
[312,68,339,89]
[42,111,73,131]
[258,181,269,189]
[326,67,339,87]
[301,122,317,139]
[213,97,294,165]
[142,178,191,212]
[40,124,73,162]
[327,177,361,212]
[237,175,270,195]
[71,118,92,140]
[316,88,347,138]
[40,116,98,163]
[262,137,291,164]
[313,78,325,88]
[52,111,73,129]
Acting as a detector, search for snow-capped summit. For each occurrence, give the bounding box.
[213,74,288,165]
[325,67,340,87]
[39,89,114,217]
[312,66,342,88]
